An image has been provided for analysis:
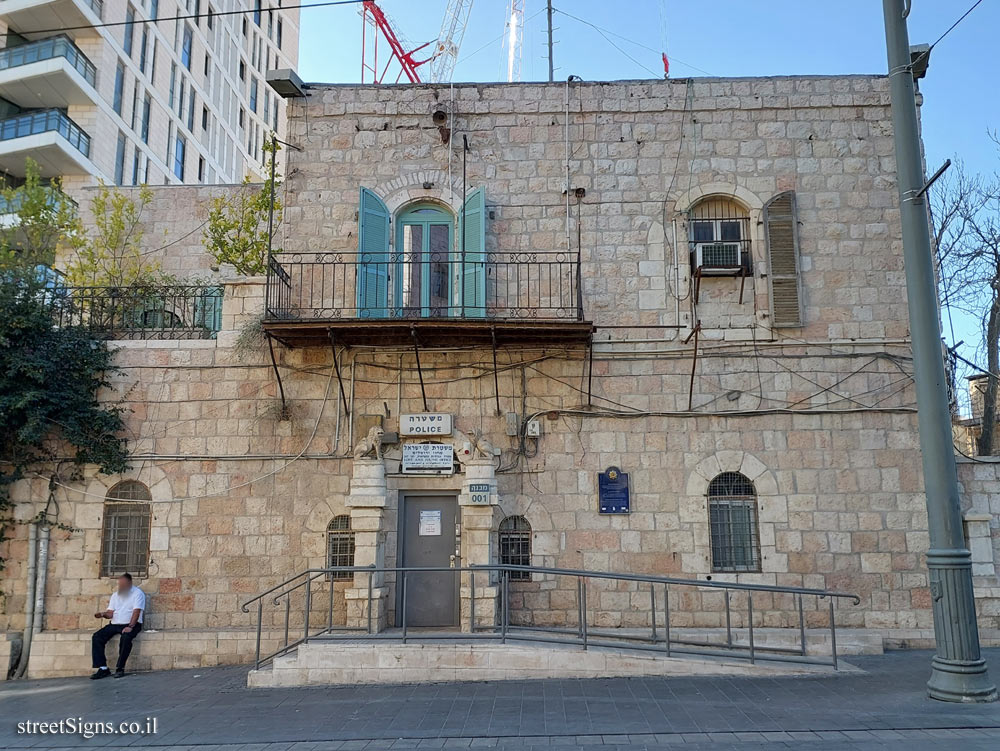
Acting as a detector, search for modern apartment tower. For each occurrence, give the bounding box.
[0,0,299,193]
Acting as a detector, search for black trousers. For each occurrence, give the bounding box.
[91,623,142,670]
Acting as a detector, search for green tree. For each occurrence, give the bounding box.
[0,158,79,274]
[0,262,130,573]
[204,140,282,275]
[63,182,164,288]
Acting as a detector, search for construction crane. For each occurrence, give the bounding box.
[360,0,474,85]
[500,0,524,82]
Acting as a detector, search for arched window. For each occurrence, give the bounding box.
[689,196,751,275]
[100,481,152,578]
[326,515,355,580]
[498,515,531,580]
[356,188,487,319]
[707,472,760,573]
[397,203,454,318]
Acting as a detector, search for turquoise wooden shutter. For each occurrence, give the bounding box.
[458,186,486,318]
[357,187,390,318]
[193,286,223,339]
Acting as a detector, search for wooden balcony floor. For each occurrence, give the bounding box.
[262,317,595,348]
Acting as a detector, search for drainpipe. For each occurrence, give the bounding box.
[12,523,37,679]
[31,525,50,643]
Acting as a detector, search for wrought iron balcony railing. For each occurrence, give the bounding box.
[0,108,91,157]
[43,284,224,340]
[0,35,97,88]
[264,250,584,323]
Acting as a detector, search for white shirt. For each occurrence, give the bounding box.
[107,586,146,625]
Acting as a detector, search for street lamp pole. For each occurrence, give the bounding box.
[881,0,996,702]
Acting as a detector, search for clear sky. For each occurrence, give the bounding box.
[295,0,998,394]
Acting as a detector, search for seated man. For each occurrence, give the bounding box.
[90,573,146,679]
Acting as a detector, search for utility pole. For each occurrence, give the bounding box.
[546,0,554,82]
[882,0,996,703]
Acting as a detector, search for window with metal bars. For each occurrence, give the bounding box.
[326,515,354,580]
[498,515,531,580]
[688,197,752,274]
[707,472,761,573]
[99,481,152,578]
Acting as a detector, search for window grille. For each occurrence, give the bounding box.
[707,472,761,573]
[498,515,531,580]
[99,481,152,577]
[688,197,751,273]
[326,515,354,580]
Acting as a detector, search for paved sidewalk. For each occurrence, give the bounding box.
[1,649,999,749]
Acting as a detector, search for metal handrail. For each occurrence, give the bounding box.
[241,563,859,671]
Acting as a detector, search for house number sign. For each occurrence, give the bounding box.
[469,484,491,504]
[400,413,452,436]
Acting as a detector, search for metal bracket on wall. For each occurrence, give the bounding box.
[266,333,288,415]
[684,321,702,412]
[410,326,429,412]
[327,330,351,416]
[586,331,595,407]
[491,326,501,416]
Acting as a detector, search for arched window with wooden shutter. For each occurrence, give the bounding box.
[764,191,802,327]
[357,187,390,318]
[100,481,152,578]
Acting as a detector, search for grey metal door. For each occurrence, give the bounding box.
[400,496,459,627]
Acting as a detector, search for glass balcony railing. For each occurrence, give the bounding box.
[0,108,91,157]
[0,188,76,214]
[0,36,97,88]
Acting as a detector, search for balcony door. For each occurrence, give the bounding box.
[396,204,453,318]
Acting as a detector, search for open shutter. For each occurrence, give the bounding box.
[458,186,486,318]
[764,191,802,327]
[357,187,390,318]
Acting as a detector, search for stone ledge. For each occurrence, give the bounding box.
[249,641,849,688]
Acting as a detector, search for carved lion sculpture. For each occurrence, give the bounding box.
[353,425,385,460]
[464,429,497,460]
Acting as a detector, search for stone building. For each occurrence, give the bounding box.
[5,74,1000,678]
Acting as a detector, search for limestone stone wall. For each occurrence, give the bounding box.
[8,77,998,671]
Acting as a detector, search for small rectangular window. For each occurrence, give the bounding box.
[168,62,176,108]
[272,98,279,129]
[242,17,247,36]
[268,9,273,38]
[150,41,157,82]
[139,27,148,73]
[181,24,193,70]
[239,59,245,81]
[198,155,205,182]
[141,93,151,143]
[202,105,209,130]
[174,134,186,180]
[277,19,283,49]
[124,5,136,57]
[114,131,127,185]
[253,0,261,26]
[129,81,139,129]
[250,78,258,113]
[207,5,214,29]
[238,107,245,129]
[113,60,125,115]
[187,92,196,131]
[150,0,158,20]
[131,146,141,185]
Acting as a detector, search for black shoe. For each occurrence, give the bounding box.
[90,668,111,680]
[113,670,126,679]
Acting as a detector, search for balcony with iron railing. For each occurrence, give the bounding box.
[0,108,93,177]
[263,250,594,347]
[42,284,224,340]
[0,35,98,108]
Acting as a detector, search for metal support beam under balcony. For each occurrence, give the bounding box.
[0,36,98,108]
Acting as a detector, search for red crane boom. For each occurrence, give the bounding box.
[361,0,433,84]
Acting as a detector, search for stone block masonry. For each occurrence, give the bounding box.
[4,77,1000,676]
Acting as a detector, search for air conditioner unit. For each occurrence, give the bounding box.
[695,242,742,274]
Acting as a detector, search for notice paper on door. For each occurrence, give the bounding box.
[418,509,442,536]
